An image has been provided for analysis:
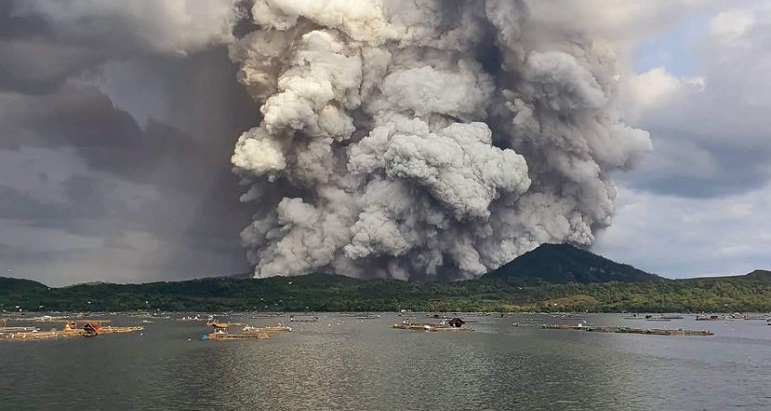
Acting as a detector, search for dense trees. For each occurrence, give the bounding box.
[2,275,770,313]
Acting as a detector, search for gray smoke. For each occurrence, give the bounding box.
[230,0,652,280]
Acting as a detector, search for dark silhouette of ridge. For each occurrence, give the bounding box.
[739,269,771,281]
[0,277,48,296]
[483,243,664,284]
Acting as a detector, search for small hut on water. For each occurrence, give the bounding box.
[82,321,102,336]
[447,318,465,328]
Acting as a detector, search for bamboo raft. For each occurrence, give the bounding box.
[0,322,143,341]
[244,325,292,333]
[391,323,473,332]
[289,316,319,322]
[202,331,270,341]
[206,321,243,328]
[516,323,713,336]
[99,326,145,334]
[0,326,40,333]
[0,329,82,340]
[201,322,289,341]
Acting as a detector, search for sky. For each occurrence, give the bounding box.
[593,0,771,277]
[1,0,770,285]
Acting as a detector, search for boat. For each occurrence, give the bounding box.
[696,314,721,321]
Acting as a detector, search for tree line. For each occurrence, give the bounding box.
[2,274,771,313]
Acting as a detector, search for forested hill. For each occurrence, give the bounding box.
[2,246,769,313]
[483,243,663,284]
[2,272,771,313]
[742,270,771,281]
[0,277,47,297]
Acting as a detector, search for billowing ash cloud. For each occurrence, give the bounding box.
[230,0,652,280]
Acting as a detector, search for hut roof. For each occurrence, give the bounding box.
[82,321,102,332]
[448,318,465,328]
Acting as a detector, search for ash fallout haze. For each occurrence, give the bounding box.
[1,0,769,285]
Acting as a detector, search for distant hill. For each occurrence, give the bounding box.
[742,269,771,282]
[0,277,48,297]
[483,243,664,284]
[5,259,771,312]
[227,272,254,280]
[685,269,771,283]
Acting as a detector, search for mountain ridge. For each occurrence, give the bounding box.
[4,245,769,288]
[483,243,664,284]
[2,246,770,313]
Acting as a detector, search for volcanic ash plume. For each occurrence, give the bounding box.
[229,0,652,280]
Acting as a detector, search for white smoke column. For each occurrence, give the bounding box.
[230,0,652,280]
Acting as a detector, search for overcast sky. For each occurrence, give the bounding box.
[1,1,769,285]
[594,0,771,277]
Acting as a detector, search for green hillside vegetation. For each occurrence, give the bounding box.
[3,244,768,313]
[484,243,664,284]
[2,273,771,313]
[0,277,48,298]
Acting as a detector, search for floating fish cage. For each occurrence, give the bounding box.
[518,323,713,336]
[201,331,270,341]
[0,321,144,341]
[392,317,471,332]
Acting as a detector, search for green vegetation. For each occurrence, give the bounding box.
[484,243,664,283]
[3,245,768,313]
[2,274,771,313]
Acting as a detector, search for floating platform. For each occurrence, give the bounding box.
[242,325,292,333]
[99,326,144,334]
[516,323,712,336]
[202,331,270,341]
[206,321,243,328]
[0,326,40,333]
[696,315,723,321]
[289,316,319,322]
[0,329,82,341]
[391,323,473,332]
[0,323,144,341]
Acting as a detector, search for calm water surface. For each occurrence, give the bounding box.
[1,313,770,411]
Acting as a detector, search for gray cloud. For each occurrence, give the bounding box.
[623,2,771,198]
[0,1,256,285]
[2,0,768,285]
[230,0,654,280]
[595,185,771,278]
[594,1,771,278]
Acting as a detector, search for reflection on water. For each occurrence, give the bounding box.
[1,314,771,411]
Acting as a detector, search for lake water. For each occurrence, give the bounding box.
[1,313,770,411]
